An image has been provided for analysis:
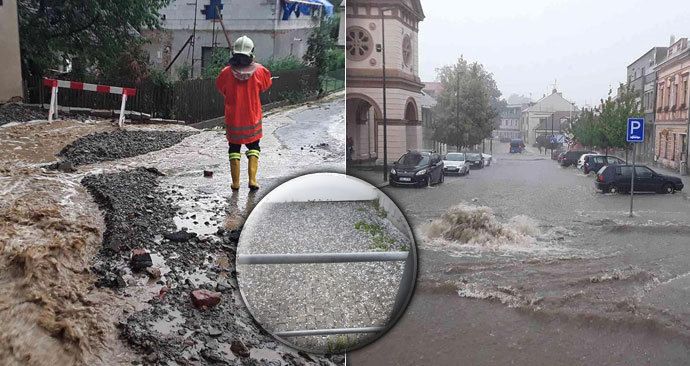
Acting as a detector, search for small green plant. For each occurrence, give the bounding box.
[177,62,191,81]
[326,335,351,354]
[355,220,395,251]
[263,55,305,72]
[371,198,387,218]
[202,48,231,79]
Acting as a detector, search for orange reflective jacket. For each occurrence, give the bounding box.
[215,63,272,144]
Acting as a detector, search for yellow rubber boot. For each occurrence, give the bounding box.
[246,149,260,190]
[230,159,241,190]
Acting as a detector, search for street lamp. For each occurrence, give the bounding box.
[379,6,393,182]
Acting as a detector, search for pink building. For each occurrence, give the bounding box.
[655,37,690,170]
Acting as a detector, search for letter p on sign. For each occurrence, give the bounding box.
[626,118,645,143]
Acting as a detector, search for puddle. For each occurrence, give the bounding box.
[149,308,186,336]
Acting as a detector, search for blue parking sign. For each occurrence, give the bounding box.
[626,118,645,143]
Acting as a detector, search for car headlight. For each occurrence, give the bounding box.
[390,168,397,175]
[415,169,427,176]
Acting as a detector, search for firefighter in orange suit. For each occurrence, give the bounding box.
[216,35,273,190]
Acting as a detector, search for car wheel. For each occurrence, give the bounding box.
[662,183,675,194]
[601,185,611,194]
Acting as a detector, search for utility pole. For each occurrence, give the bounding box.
[551,113,554,156]
[685,86,690,175]
[456,64,461,152]
[381,7,389,182]
[190,0,199,78]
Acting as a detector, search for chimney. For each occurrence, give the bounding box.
[670,34,676,45]
[552,88,558,94]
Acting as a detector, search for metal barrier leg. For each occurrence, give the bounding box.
[48,86,57,123]
[118,94,128,128]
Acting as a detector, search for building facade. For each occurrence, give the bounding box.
[0,0,24,102]
[496,104,524,140]
[346,0,425,163]
[144,0,327,79]
[520,89,576,145]
[654,37,690,170]
[627,46,667,161]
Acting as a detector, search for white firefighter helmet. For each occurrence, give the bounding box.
[233,36,255,57]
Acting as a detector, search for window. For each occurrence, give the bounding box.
[402,34,412,67]
[346,26,373,61]
[620,166,633,177]
[684,79,688,106]
[635,167,653,178]
[672,134,677,161]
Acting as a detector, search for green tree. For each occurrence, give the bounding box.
[18,0,170,80]
[303,17,338,75]
[599,84,643,160]
[431,57,501,150]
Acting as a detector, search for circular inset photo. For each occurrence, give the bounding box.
[236,173,417,354]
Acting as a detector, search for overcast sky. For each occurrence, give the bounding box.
[418,0,690,107]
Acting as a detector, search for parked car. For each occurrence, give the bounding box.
[509,139,525,153]
[390,150,444,187]
[583,155,624,175]
[577,153,601,170]
[560,150,593,167]
[482,153,493,166]
[442,152,470,176]
[465,153,484,169]
[595,165,684,194]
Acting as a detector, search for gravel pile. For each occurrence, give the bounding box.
[0,103,96,126]
[82,167,341,365]
[58,130,197,166]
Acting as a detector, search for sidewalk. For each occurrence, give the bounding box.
[348,165,390,188]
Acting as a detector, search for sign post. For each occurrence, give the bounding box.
[626,117,645,217]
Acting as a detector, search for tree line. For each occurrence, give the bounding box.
[565,85,643,159]
[429,57,504,151]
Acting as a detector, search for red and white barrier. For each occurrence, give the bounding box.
[43,78,137,128]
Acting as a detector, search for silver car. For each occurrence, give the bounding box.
[442,152,470,176]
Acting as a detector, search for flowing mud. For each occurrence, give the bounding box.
[0,120,113,165]
[0,164,110,366]
[423,203,575,255]
[421,203,690,343]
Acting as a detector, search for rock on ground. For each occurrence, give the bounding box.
[83,167,342,365]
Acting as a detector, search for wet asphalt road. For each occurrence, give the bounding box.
[349,145,690,365]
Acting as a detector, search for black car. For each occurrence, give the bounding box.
[583,155,624,175]
[595,165,684,194]
[509,139,525,153]
[465,153,484,168]
[560,150,593,167]
[390,151,444,187]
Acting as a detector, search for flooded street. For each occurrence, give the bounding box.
[350,146,690,365]
[0,95,345,365]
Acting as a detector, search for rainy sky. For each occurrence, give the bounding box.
[418,0,690,107]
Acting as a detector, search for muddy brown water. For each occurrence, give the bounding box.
[0,164,113,365]
[0,119,198,365]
